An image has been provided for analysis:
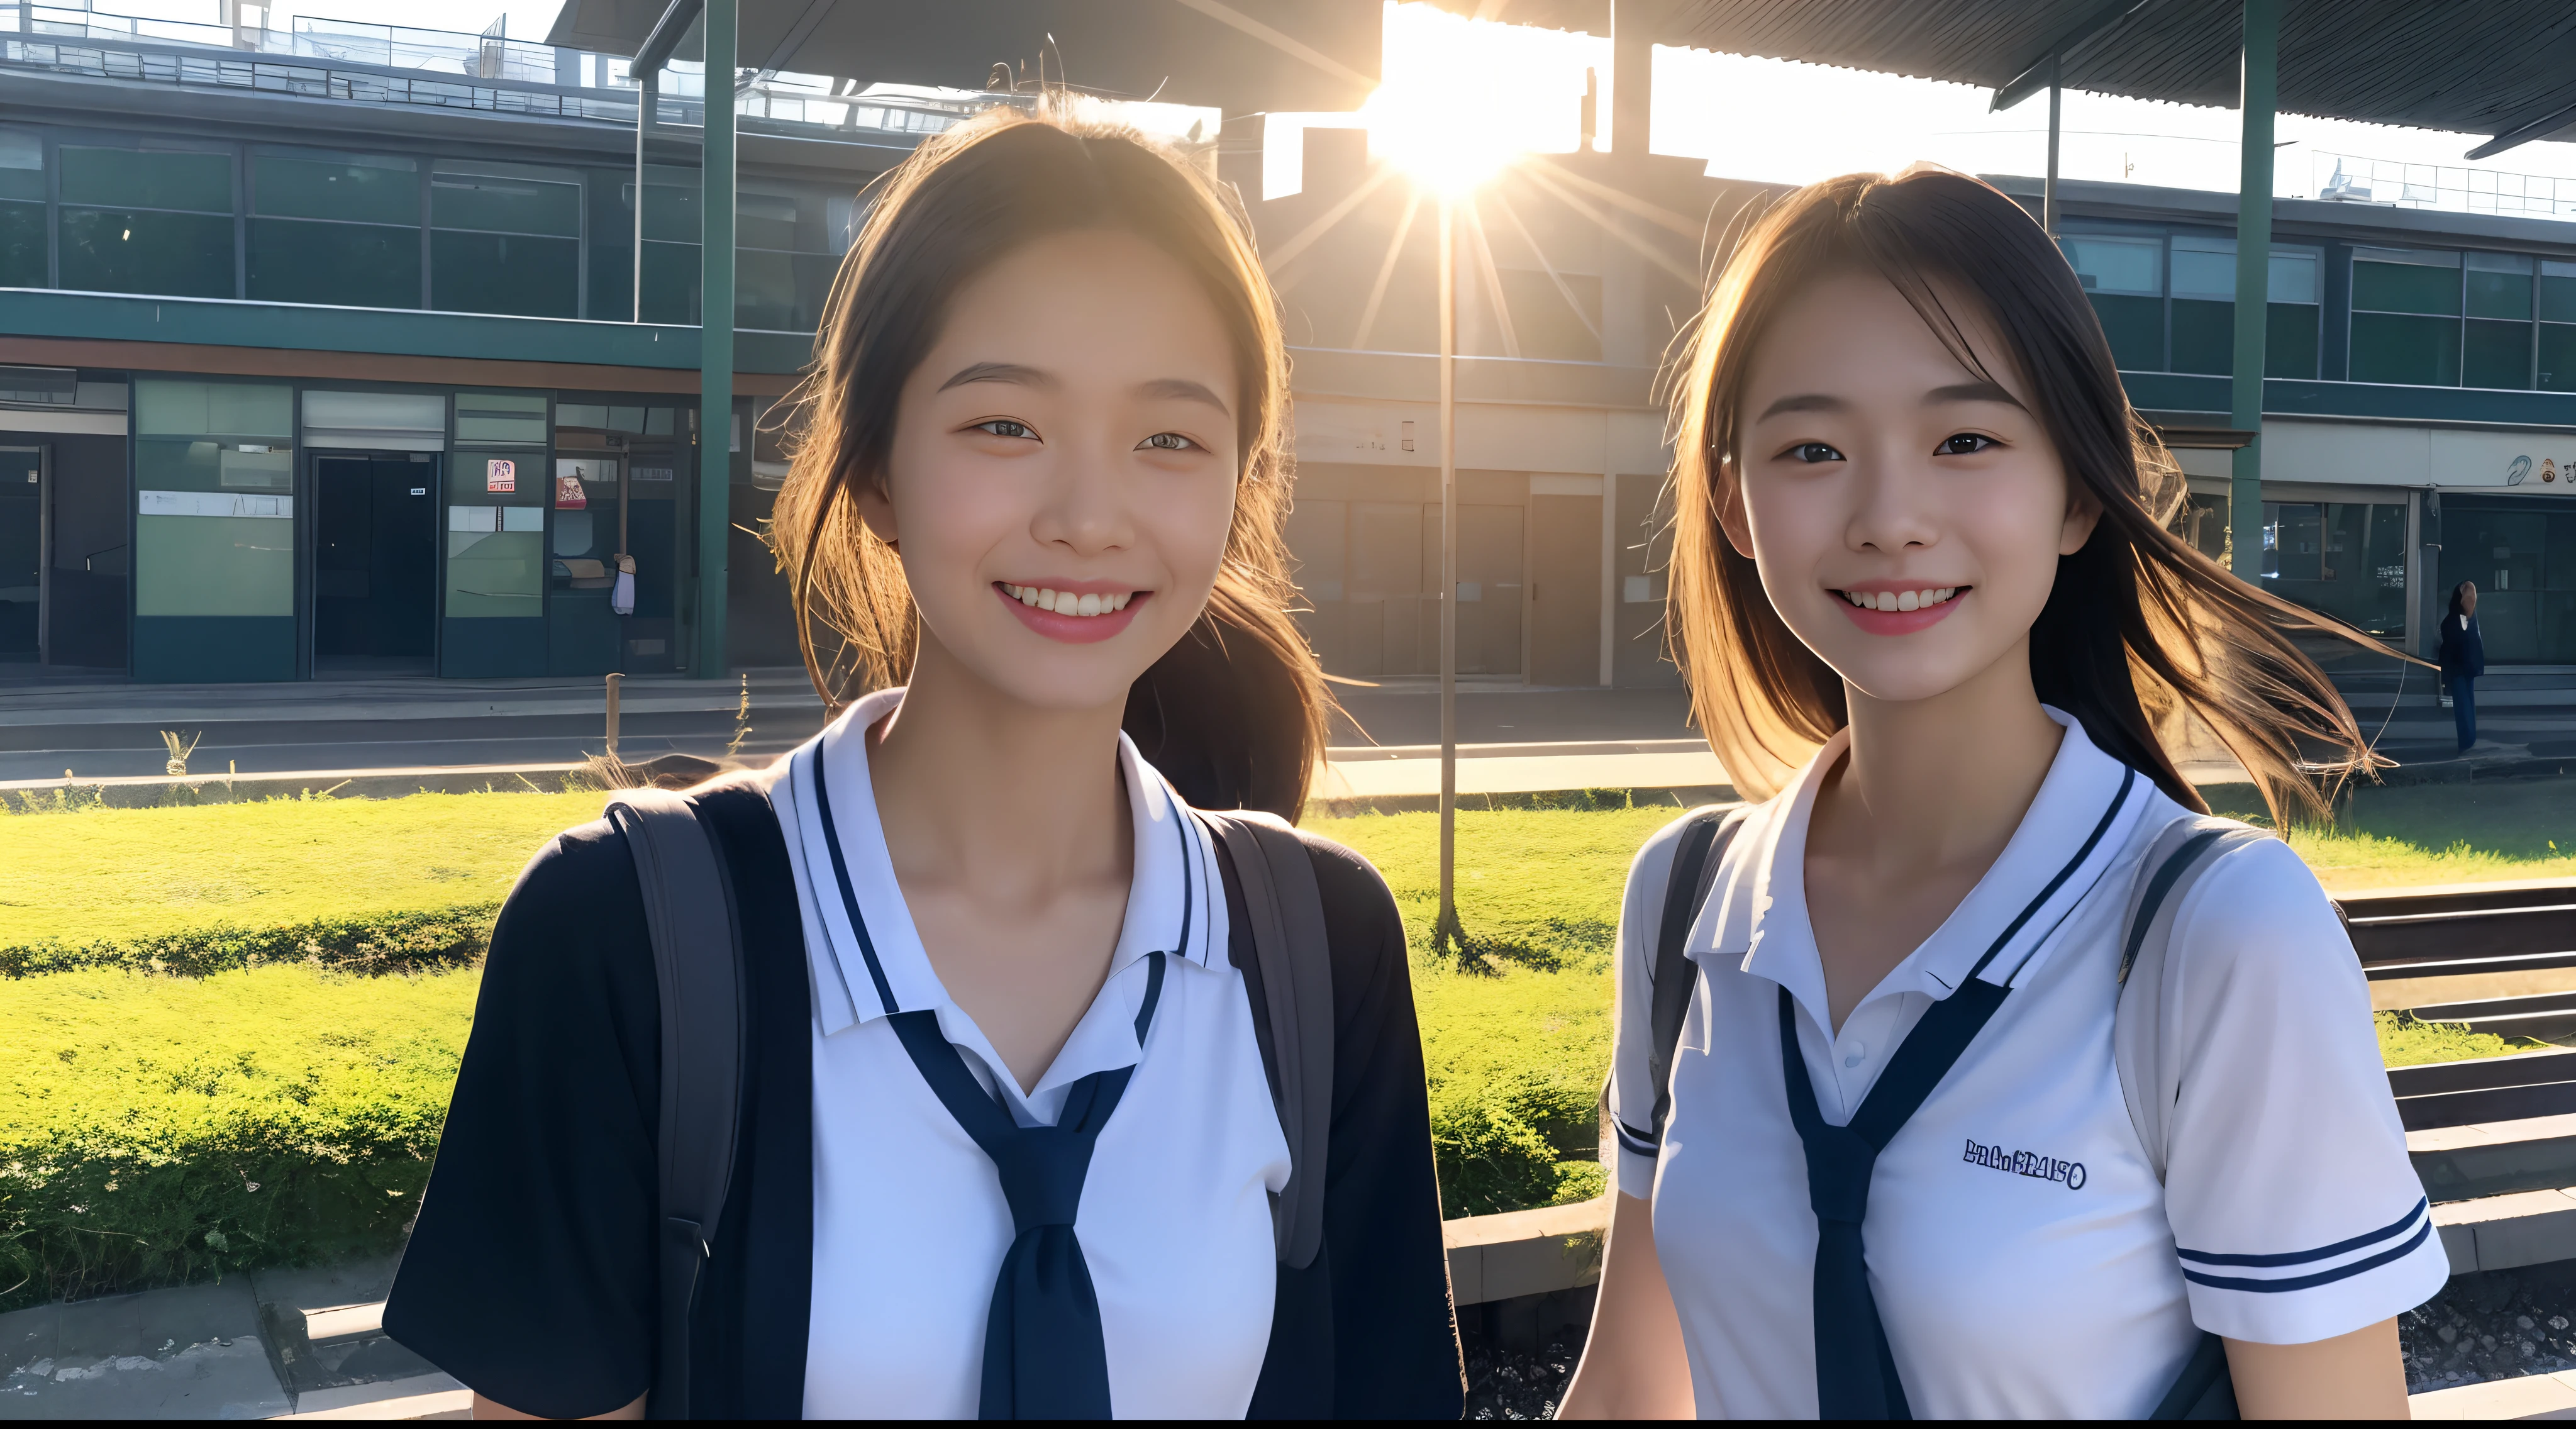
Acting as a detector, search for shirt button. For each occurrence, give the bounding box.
[1843,1041,1867,1068]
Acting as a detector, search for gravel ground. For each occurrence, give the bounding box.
[1463,1335,1579,1420]
[2404,1263,2576,1394]
[1456,1265,2576,1412]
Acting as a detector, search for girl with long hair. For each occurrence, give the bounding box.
[383,108,1463,1420]
[1558,167,2438,1419]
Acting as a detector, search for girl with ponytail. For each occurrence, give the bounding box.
[384,107,1463,1420]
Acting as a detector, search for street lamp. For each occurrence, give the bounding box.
[1361,66,1558,964]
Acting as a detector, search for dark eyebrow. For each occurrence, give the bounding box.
[1925,380,2026,411]
[1754,392,1846,421]
[938,360,1055,393]
[1136,377,1231,414]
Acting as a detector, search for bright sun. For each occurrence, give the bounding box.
[1362,2,1600,195]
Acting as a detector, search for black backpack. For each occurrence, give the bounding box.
[1634,803,2246,1421]
[603,785,1334,1419]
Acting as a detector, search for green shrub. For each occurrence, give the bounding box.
[0,904,498,980]
[0,964,477,1311]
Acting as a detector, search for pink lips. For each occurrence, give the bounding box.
[1834,587,1967,636]
[996,582,1149,645]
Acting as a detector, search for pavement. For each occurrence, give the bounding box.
[0,1254,465,1420]
[0,669,830,783]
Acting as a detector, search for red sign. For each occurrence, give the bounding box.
[555,474,588,509]
[486,459,516,493]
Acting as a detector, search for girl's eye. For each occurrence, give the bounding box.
[1936,432,1998,456]
[974,419,1036,440]
[1139,431,1199,452]
[1786,442,1845,464]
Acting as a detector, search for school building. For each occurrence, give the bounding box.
[3,6,2572,690]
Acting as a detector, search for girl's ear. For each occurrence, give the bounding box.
[853,478,900,552]
[2058,475,2103,557]
[1716,454,1758,560]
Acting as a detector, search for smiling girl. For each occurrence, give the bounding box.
[381,110,1463,1420]
[1558,169,2438,1419]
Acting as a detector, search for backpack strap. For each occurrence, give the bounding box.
[605,786,747,1421]
[1196,809,1334,1271]
[1624,804,1746,1155]
[2112,814,2267,1183]
[2114,811,2268,1424]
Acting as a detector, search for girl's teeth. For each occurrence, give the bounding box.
[1003,584,1136,616]
[1845,587,1957,611]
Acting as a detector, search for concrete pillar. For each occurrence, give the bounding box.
[1611,0,1654,160]
[2228,0,2278,580]
[695,0,735,678]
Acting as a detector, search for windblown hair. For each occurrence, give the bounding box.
[769,106,1326,820]
[1665,167,2397,820]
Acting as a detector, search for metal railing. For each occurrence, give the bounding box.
[0,19,1006,142]
[2314,152,2576,221]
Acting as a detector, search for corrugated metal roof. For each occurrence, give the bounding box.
[1654,0,2576,145]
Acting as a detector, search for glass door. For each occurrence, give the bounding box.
[0,446,38,661]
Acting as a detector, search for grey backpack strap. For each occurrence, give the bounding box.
[2114,811,2267,1423]
[2112,814,2268,1182]
[605,787,745,1421]
[1647,806,1745,1146]
[1198,809,1333,1271]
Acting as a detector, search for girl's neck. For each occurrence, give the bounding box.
[1818,640,2064,884]
[866,632,1133,893]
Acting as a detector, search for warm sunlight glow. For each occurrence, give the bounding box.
[1362,1,1599,195]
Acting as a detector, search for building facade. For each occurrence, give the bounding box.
[4,15,2572,686]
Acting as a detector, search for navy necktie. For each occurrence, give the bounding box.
[1769,765,2131,1418]
[891,951,1167,1420]
[1778,978,2006,1420]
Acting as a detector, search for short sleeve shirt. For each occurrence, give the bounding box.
[772,689,1289,1418]
[383,692,1467,1421]
[1606,709,2445,1418]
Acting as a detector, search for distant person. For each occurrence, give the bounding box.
[2440,580,2484,752]
[382,109,1463,1420]
[1558,167,2435,1420]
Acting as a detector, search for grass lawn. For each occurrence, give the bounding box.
[1,790,606,945]
[0,962,478,1308]
[5,777,2568,1261]
[2206,777,2576,892]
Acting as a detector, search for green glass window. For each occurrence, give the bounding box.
[2467,254,2533,320]
[638,240,701,325]
[2260,501,2406,637]
[253,149,419,226]
[2060,235,2163,370]
[2352,247,2460,315]
[2153,239,2319,379]
[430,230,579,319]
[2349,311,2460,386]
[247,218,421,308]
[2267,301,2319,380]
[2170,299,2228,374]
[454,391,549,447]
[431,162,580,236]
[2543,261,2576,325]
[58,146,230,213]
[2464,318,2533,389]
[132,379,296,620]
[57,208,233,298]
[2541,323,2576,392]
[0,128,41,204]
[0,203,42,288]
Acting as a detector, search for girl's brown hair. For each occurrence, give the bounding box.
[770,106,1327,820]
[1667,167,2392,819]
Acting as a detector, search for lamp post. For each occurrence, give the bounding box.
[1436,193,1461,955]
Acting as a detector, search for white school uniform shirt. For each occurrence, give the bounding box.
[767,688,1292,1419]
[1607,707,2446,1418]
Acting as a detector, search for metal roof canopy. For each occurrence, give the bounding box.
[547,0,1382,116]
[1572,0,2576,160]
